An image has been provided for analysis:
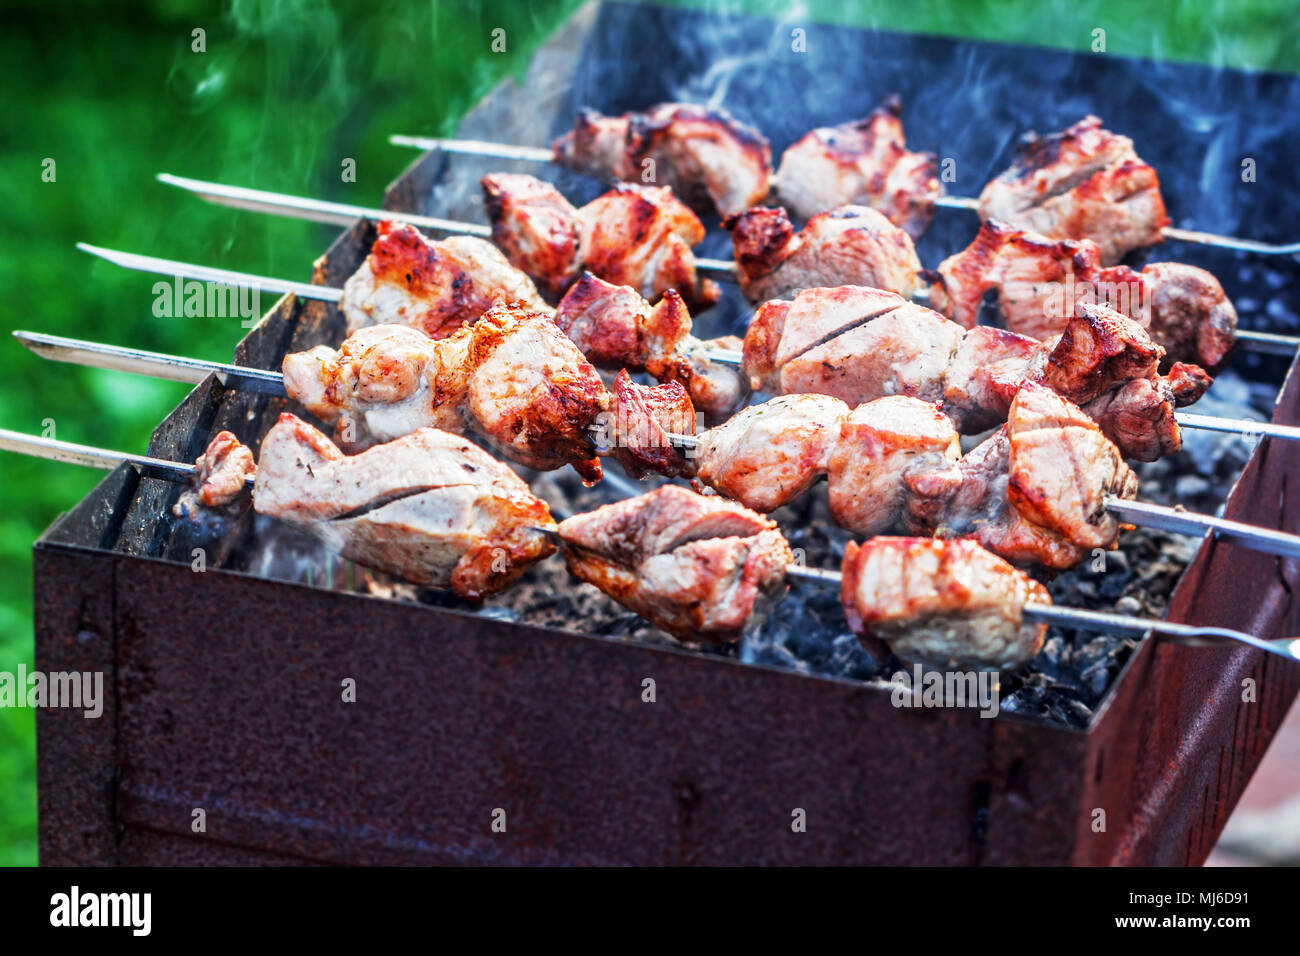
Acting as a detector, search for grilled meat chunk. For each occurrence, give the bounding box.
[253,413,556,599]
[556,485,792,643]
[1031,303,1212,460]
[777,302,963,407]
[1141,262,1238,370]
[340,221,548,339]
[554,272,691,369]
[905,382,1138,569]
[553,273,748,421]
[282,324,472,449]
[463,303,607,482]
[551,103,772,218]
[172,431,255,518]
[481,173,581,300]
[827,396,961,537]
[841,537,1050,669]
[576,183,719,311]
[282,304,609,481]
[942,326,1041,433]
[602,370,696,479]
[726,205,922,303]
[775,95,940,237]
[977,116,1169,264]
[695,393,851,513]
[930,220,1236,369]
[929,219,1093,336]
[741,285,907,392]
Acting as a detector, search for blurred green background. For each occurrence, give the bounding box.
[1,0,1296,866]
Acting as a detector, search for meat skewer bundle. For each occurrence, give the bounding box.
[4,423,1297,667]
[74,229,1282,455]
[154,166,1294,367]
[153,167,1293,369]
[394,102,1300,256]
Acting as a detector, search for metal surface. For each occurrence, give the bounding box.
[33,1,1300,867]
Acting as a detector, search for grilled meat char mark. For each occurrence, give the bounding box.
[554,272,749,422]
[556,485,793,643]
[725,204,922,303]
[551,102,772,219]
[775,94,941,238]
[251,413,556,600]
[977,116,1169,265]
[841,536,1051,669]
[930,219,1237,370]
[340,221,549,340]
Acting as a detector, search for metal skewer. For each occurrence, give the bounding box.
[154,175,1300,355]
[20,328,1300,451]
[393,135,1300,257]
[3,426,1295,663]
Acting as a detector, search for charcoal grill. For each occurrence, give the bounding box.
[34,2,1300,865]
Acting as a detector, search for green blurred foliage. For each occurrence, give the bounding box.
[1,0,1296,866]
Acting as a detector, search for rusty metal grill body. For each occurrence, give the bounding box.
[33,2,1300,865]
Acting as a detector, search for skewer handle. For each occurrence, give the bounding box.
[14,331,288,396]
[0,428,210,486]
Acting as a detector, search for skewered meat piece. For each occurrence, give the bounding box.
[904,381,1138,569]
[696,393,850,513]
[554,272,748,421]
[1140,262,1238,371]
[556,485,792,643]
[253,413,556,600]
[172,430,256,518]
[340,221,548,339]
[841,537,1050,669]
[555,272,691,369]
[481,173,581,300]
[282,324,472,450]
[726,205,922,303]
[941,326,1041,433]
[827,397,961,537]
[462,303,607,482]
[929,220,1237,368]
[551,103,772,218]
[575,182,720,311]
[741,288,1207,460]
[977,116,1169,264]
[777,301,963,407]
[741,285,906,392]
[601,370,696,479]
[775,95,941,238]
[1031,303,1212,461]
[282,304,607,481]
